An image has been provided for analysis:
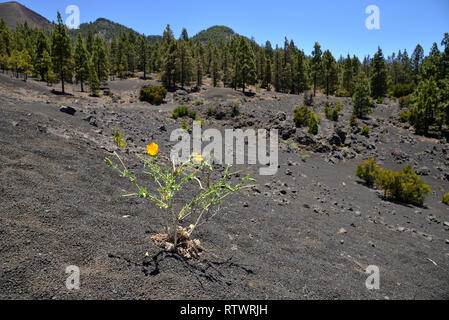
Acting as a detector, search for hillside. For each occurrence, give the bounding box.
[69,18,140,42]
[0,2,236,45]
[0,1,52,29]
[192,25,236,44]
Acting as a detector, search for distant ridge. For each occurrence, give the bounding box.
[192,26,236,44]
[0,1,239,45]
[0,1,52,29]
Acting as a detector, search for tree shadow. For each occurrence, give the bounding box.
[51,89,73,96]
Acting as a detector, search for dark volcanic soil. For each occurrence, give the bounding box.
[0,73,448,300]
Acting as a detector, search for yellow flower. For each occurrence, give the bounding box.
[147,143,159,157]
[193,152,204,163]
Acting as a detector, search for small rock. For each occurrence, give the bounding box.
[60,106,76,116]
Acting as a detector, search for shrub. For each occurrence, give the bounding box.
[398,95,410,109]
[443,192,449,205]
[335,103,344,113]
[308,112,320,135]
[230,104,240,117]
[194,99,203,106]
[195,118,204,128]
[139,85,167,105]
[335,88,351,97]
[113,125,126,149]
[361,126,370,137]
[173,106,189,120]
[324,104,333,120]
[350,114,359,127]
[388,83,414,98]
[356,158,381,187]
[352,75,372,118]
[399,110,410,123]
[376,97,384,104]
[182,122,190,132]
[304,92,314,106]
[375,165,431,206]
[189,110,197,119]
[356,160,431,206]
[294,106,311,127]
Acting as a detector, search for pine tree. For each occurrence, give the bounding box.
[91,36,108,83]
[236,36,256,93]
[410,78,440,134]
[342,55,354,94]
[161,25,177,90]
[33,30,50,80]
[8,49,20,77]
[181,28,189,41]
[411,44,424,82]
[440,33,449,80]
[41,49,53,85]
[177,38,193,89]
[210,46,221,87]
[274,45,281,92]
[194,41,203,88]
[311,42,322,96]
[370,47,388,98]
[74,33,89,92]
[88,59,100,97]
[51,12,73,94]
[86,29,94,55]
[0,19,11,72]
[205,38,214,75]
[137,35,149,79]
[18,49,32,81]
[352,73,372,118]
[221,43,232,87]
[262,55,272,89]
[420,43,441,81]
[322,50,339,96]
[294,50,308,94]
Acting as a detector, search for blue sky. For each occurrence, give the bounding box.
[12,0,449,59]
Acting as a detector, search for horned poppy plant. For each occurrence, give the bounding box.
[147,143,159,157]
[106,141,255,259]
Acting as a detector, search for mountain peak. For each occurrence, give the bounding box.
[0,1,52,29]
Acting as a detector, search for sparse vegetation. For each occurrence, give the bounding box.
[356,158,381,187]
[335,88,351,97]
[113,125,126,149]
[172,106,190,119]
[399,110,410,123]
[356,159,431,206]
[230,104,240,117]
[389,83,414,98]
[443,192,449,205]
[350,114,359,127]
[352,74,372,118]
[139,85,167,105]
[182,122,190,132]
[361,126,370,137]
[308,112,320,135]
[304,92,314,106]
[294,106,311,127]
